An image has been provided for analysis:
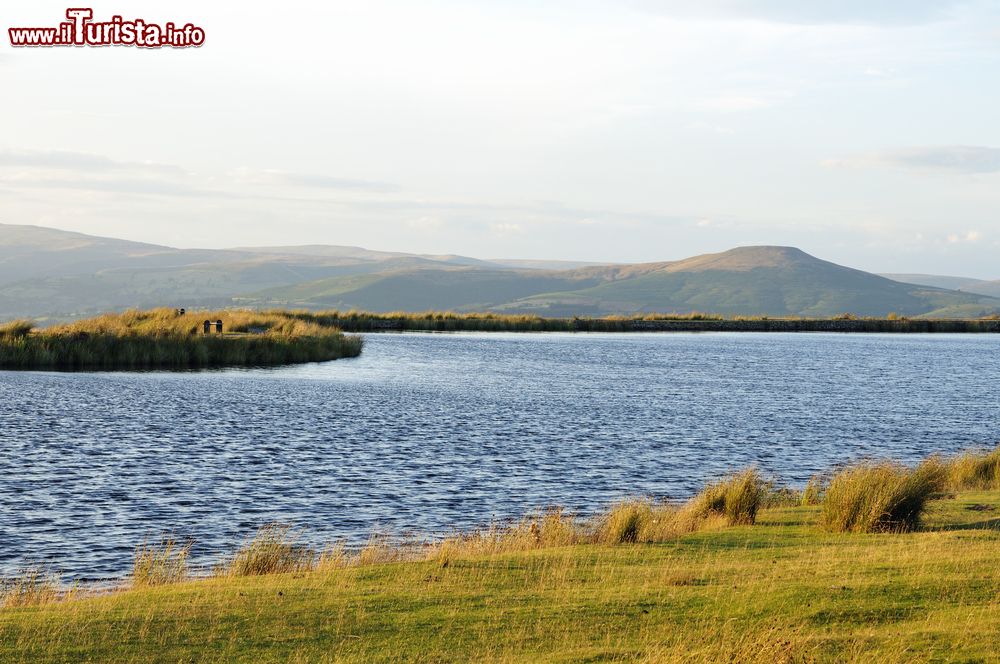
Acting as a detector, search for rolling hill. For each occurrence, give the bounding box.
[1,224,998,319]
[882,273,1000,299]
[251,246,1000,318]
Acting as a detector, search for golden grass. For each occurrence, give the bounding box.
[10,452,1000,661]
[132,538,191,587]
[7,492,1000,662]
[0,308,363,369]
[0,569,63,609]
[222,524,317,577]
[801,474,826,506]
[0,319,33,339]
[689,467,764,525]
[945,447,1000,490]
[821,460,945,533]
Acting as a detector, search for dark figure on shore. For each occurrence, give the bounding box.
[203,320,211,334]
[216,320,223,334]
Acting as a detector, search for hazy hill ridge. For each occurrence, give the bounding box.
[1,223,998,319]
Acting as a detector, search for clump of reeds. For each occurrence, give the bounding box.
[945,446,1000,490]
[800,475,826,506]
[435,508,582,560]
[596,500,655,544]
[1,568,62,608]
[132,538,191,587]
[0,319,33,339]
[223,524,316,577]
[759,481,803,509]
[689,468,764,526]
[820,460,946,533]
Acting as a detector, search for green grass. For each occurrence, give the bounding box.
[5,492,1000,662]
[0,309,363,370]
[4,453,1000,661]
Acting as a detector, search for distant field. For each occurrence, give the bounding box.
[0,309,362,370]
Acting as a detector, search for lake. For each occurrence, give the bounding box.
[1,332,998,579]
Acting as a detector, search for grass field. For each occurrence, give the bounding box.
[0,309,363,370]
[4,487,1000,661]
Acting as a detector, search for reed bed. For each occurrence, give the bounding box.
[287,310,1000,333]
[0,308,362,370]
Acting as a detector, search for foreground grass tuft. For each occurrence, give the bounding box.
[1,569,62,608]
[821,460,945,533]
[224,524,316,577]
[132,538,191,587]
[690,468,764,525]
[946,447,1000,490]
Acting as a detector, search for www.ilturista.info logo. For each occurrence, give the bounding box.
[8,8,205,48]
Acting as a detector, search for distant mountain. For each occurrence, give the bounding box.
[881,273,988,291]
[0,224,500,318]
[255,245,1000,318]
[968,281,1000,298]
[882,273,1000,299]
[1,224,999,320]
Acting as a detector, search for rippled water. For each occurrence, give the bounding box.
[2,332,999,578]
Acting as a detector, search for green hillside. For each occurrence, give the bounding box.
[254,247,1000,318]
[251,268,604,311]
[2,225,999,319]
[969,281,1000,298]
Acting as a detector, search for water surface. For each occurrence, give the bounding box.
[1,332,998,578]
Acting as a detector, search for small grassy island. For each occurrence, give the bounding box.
[5,448,1000,661]
[0,309,363,370]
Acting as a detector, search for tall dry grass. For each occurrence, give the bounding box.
[284,310,1000,334]
[132,538,191,587]
[0,319,33,339]
[689,468,764,525]
[0,308,362,369]
[944,447,1000,490]
[223,524,316,577]
[821,460,945,533]
[800,475,826,506]
[1,569,63,608]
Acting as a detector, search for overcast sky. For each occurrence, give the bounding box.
[3,0,1000,277]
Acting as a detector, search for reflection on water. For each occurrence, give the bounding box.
[1,332,998,578]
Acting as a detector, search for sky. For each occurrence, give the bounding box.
[2,0,1000,277]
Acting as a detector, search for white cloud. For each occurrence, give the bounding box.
[947,230,982,244]
[405,216,445,231]
[490,223,524,236]
[825,146,1000,174]
[624,0,969,26]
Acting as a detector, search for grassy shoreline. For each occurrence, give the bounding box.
[5,449,1000,661]
[0,309,363,370]
[290,310,1000,334]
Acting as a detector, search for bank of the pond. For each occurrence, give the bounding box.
[4,490,1000,662]
[0,310,362,370]
[7,449,1000,661]
[292,311,1000,334]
